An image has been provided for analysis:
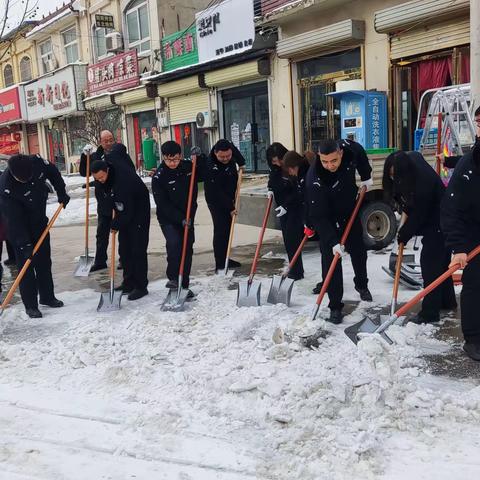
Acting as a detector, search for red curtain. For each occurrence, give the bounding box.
[417,57,452,92]
[460,50,470,83]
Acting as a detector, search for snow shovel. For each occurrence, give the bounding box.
[311,186,367,322]
[97,216,122,312]
[0,204,64,316]
[237,195,273,307]
[221,167,244,277]
[345,244,480,345]
[267,234,308,306]
[162,154,198,312]
[74,151,94,277]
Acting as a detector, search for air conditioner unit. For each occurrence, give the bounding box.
[196,109,217,128]
[158,110,169,128]
[46,54,58,72]
[106,31,123,53]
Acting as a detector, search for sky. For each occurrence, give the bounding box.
[5,0,66,32]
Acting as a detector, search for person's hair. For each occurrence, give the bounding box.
[266,142,288,162]
[383,151,415,206]
[283,150,307,169]
[8,154,33,182]
[318,139,340,155]
[91,160,109,174]
[161,141,181,156]
[475,106,480,117]
[214,139,233,152]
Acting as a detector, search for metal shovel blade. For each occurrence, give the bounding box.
[97,290,122,312]
[161,287,189,312]
[237,280,261,307]
[267,275,294,306]
[74,255,95,277]
[344,316,392,345]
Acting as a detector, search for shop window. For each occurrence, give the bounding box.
[19,56,32,82]
[3,64,13,87]
[172,123,210,160]
[125,0,150,54]
[93,25,113,60]
[297,48,361,80]
[39,38,53,74]
[62,26,79,64]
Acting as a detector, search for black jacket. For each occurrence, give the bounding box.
[80,143,135,216]
[305,139,372,247]
[204,143,245,213]
[152,158,205,226]
[0,155,67,248]
[441,142,480,254]
[97,163,150,231]
[392,151,446,244]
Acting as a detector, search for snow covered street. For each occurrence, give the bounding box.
[1,249,480,479]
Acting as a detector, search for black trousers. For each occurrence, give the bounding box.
[161,224,194,288]
[118,219,150,291]
[280,212,304,278]
[419,230,456,321]
[317,218,368,310]
[208,205,232,270]
[460,253,480,344]
[15,231,55,310]
[95,214,111,266]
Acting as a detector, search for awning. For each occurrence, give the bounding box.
[158,76,202,97]
[204,60,267,88]
[83,93,115,110]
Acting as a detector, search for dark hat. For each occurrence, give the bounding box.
[8,154,33,182]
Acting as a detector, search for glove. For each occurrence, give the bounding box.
[19,243,33,260]
[332,243,347,257]
[396,226,411,245]
[360,178,373,192]
[267,190,274,199]
[58,194,70,208]
[190,146,202,156]
[275,205,287,217]
[304,226,315,238]
[182,218,192,228]
[83,144,94,155]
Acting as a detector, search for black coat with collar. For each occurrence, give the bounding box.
[441,142,480,254]
[0,155,66,248]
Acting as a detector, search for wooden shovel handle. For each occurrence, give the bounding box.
[85,152,90,250]
[224,167,244,268]
[392,243,404,304]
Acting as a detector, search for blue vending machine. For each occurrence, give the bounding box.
[327,90,388,149]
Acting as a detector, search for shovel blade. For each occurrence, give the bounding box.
[97,291,122,312]
[267,275,294,306]
[74,255,94,277]
[161,287,189,312]
[237,280,261,307]
[344,316,392,345]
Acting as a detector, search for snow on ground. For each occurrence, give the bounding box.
[0,250,479,479]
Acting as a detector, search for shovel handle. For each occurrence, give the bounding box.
[1,204,64,311]
[224,167,244,273]
[85,152,90,252]
[285,234,308,277]
[392,242,404,307]
[248,195,273,282]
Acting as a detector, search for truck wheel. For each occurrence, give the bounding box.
[360,201,397,251]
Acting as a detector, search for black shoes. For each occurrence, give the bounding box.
[409,314,440,325]
[463,342,480,361]
[165,280,178,289]
[40,298,64,308]
[327,309,343,325]
[228,259,241,268]
[114,284,134,294]
[356,287,373,302]
[4,258,15,266]
[186,289,195,300]
[90,263,107,272]
[127,288,148,301]
[26,308,42,318]
[288,272,304,281]
[312,282,323,294]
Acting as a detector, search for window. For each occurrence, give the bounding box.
[3,64,14,87]
[19,56,32,81]
[39,38,53,73]
[62,26,79,64]
[125,0,150,53]
[93,26,113,60]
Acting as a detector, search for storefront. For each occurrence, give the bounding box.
[0,85,28,155]
[24,64,87,172]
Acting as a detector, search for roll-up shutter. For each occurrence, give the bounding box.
[83,94,114,110]
[374,0,469,34]
[114,86,148,105]
[390,18,470,60]
[168,91,209,125]
[158,76,201,97]
[204,61,263,88]
[276,19,365,59]
[124,99,155,114]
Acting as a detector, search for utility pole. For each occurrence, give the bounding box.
[471,0,480,110]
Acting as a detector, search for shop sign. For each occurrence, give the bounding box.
[196,0,255,63]
[25,65,87,122]
[0,86,25,124]
[95,14,114,29]
[161,25,199,72]
[0,126,21,155]
[87,50,139,96]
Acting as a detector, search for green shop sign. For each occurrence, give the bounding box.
[161,25,199,72]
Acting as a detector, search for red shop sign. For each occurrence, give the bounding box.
[87,50,140,96]
[0,87,22,124]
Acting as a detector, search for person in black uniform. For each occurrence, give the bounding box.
[441,123,480,361]
[269,148,310,280]
[152,141,203,298]
[91,159,150,301]
[383,150,456,324]
[204,139,245,272]
[0,154,70,318]
[80,130,135,272]
[306,138,373,324]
